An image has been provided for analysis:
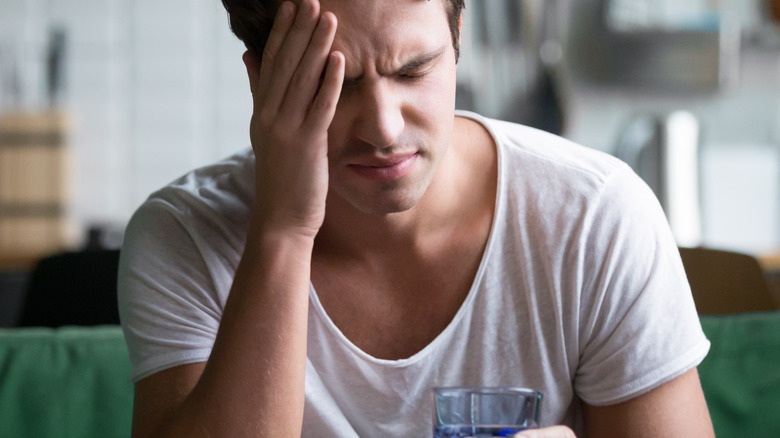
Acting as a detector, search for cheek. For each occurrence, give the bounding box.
[327,92,357,136]
[407,76,458,129]
[417,63,458,109]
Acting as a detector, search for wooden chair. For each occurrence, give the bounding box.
[679,248,780,435]
[679,247,779,315]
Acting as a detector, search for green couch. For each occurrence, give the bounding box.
[1,313,779,437]
[0,326,133,438]
[698,312,780,437]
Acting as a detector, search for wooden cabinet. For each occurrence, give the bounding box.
[0,111,76,263]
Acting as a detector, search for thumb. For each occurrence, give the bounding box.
[515,425,577,438]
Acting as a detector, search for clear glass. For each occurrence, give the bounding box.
[432,386,543,438]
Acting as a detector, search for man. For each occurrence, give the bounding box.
[118,0,715,436]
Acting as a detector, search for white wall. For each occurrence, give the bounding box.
[562,17,780,254]
[1,0,777,254]
[0,0,252,238]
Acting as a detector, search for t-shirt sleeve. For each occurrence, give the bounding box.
[573,164,710,405]
[118,199,223,382]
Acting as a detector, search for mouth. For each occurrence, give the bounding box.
[347,153,419,182]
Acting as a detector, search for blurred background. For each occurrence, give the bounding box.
[0,0,779,325]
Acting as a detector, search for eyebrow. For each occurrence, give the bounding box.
[343,45,448,86]
[395,45,447,76]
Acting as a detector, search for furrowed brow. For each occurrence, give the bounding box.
[395,45,447,76]
[342,45,449,86]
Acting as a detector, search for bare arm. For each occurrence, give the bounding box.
[131,231,317,437]
[582,367,714,438]
[130,1,344,436]
[513,368,713,438]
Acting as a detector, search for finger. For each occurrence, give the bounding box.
[278,11,338,121]
[262,0,321,115]
[514,425,577,438]
[256,1,296,99]
[305,51,344,132]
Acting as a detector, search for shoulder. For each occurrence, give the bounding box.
[118,151,255,381]
[456,110,629,189]
[456,111,651,229]
[470,111,675,293]
[127,147,256,241]
[120,147,255,291]
[146,147,255,216]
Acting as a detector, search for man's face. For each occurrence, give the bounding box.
[321,0,458,216]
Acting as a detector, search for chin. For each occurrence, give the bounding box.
[328,148,444,217]
[330,178,430,217]
[352,189,425,216]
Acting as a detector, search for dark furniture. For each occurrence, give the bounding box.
[18,249,121,327]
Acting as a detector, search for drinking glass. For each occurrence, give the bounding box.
[432,386,542,437]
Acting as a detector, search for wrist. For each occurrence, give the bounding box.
[247,214,318,254]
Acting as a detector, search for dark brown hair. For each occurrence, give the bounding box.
[222,0,466,61]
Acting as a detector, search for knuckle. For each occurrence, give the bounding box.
[292,16,311,32]
[291,68,315,89]
[268,124,291,144]
[311,93,337,114]
[256,108,276,127]
[276,56,297,75]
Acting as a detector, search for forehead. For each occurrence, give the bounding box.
[316,0,448,19]
[320,0,451,61]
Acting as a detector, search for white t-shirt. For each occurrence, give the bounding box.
[118,111,710,436]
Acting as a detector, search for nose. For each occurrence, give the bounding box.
[353,81,405,149]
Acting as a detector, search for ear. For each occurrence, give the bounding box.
[242,50,262,96]
[458,13,463,43]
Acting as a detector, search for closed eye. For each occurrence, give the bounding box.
[399,71,428,81]
[341,45,447,86]
[395,47,445,79]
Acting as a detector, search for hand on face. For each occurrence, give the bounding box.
[243,0,344,238]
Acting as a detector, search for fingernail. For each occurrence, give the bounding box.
[318,14,330,30]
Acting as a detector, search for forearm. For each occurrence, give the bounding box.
[133,2,343,435]
[155,221,314,437]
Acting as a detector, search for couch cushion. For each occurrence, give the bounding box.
[699,311,780,437]
[0,325,132,438]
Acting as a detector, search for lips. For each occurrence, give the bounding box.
[347,153,419,181]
